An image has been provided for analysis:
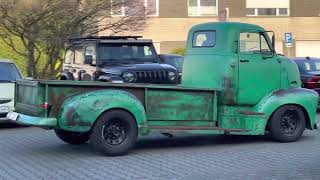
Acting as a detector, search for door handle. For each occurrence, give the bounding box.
[240,59,250,63]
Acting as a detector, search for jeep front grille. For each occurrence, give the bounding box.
[134,70,172,84]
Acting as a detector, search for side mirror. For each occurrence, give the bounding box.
[84,55,93,65]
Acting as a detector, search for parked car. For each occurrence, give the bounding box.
[292,57,320,96]
[60,36,179,84]
[159,54,184,82]
[0,59,22,122]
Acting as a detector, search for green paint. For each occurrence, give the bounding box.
[12,22,318,139]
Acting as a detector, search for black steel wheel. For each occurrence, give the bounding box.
[54,129,89,145]
[269,105,306,142]
[90,110,138,156]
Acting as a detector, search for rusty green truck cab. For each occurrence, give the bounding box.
[8,22,319,156]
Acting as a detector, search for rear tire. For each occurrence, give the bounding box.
[89,110,138,156]
[54,129,89,145]
[269,105,306,142]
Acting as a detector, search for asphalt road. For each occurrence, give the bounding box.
[0,116,320,180]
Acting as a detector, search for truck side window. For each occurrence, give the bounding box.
[193,31,216,47]
[240,32,271,54]
[64,49,74,64]
[85,46,97,64]
[74,47,85,64]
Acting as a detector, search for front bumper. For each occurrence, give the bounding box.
[6,112,57,128]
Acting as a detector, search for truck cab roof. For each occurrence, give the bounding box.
[186,22,266,54]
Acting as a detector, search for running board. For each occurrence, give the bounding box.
[149,126,248,133]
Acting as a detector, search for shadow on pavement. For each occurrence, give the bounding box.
[135,134,274,150]
[0,122,26,129]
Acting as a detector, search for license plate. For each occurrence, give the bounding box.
[6,111,19,121]
[0,106,9,113]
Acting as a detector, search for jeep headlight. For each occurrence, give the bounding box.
[168,71,176,81]
[123,72,135,83]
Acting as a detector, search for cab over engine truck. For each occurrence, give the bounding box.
[7,22,319,156]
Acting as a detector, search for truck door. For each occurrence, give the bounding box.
[238,32,281,105]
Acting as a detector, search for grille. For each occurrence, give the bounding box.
[134,70,171,83]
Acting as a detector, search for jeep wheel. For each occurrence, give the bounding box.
[269,105,306,142]
[54,129,90,145]
[90,110,138,156]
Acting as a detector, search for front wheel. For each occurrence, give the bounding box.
[269,105,306,142]
[90,110,138,156]
[54,129,90,145]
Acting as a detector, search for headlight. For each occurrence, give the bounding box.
[123,72,135,83]
[168,71,176,81]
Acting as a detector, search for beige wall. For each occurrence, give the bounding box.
[141,17,320,55]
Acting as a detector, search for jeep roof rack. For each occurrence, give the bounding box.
[69,36,143,41]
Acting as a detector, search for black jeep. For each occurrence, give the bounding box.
[60,36,179,84]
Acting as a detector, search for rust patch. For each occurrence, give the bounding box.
[65,107,91,127]
[238,110,265,116]
[222,77,236,105]
[273,88,318,97]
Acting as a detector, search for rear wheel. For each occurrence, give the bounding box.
[90,110,138,156]
[54,129,89,145]
[269,105,306,142]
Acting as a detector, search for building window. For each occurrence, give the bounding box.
[112,0,159,17]
[188,0,218,16]
[246,0,290,16]
[111,0,126,16]
[144,0,159,16]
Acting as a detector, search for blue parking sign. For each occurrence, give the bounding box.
[285,33,292,47]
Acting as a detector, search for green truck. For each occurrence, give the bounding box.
[7,22,319,156]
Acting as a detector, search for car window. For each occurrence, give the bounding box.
[85,45,97,64]
[0,62,22,81]
[98,43,158,64]
[240,32,271,54]
[74,47,85,64]
[64,49,74,64]
[297,61,320,72]
[193,31,216,47]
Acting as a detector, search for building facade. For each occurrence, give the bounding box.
[138,0,320,57]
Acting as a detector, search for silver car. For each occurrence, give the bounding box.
[0,59,22,122]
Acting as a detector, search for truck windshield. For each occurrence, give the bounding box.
[98,43,158,64]
[0,62,22,82]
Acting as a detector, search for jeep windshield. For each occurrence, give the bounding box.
[98,43,159,65]
[0,62,22,82]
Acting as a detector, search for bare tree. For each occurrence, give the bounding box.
[0,0,147,78]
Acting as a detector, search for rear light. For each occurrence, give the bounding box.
[42,102,48,110]
[305,76,320,89]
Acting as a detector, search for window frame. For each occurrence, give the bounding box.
[246,8,290,16]
[192,30,217,48]
[188,0,218,17]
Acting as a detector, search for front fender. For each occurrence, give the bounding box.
[254,88,319,129]
[57,90,147,133]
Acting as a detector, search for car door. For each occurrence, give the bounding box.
[237,31,281,105]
